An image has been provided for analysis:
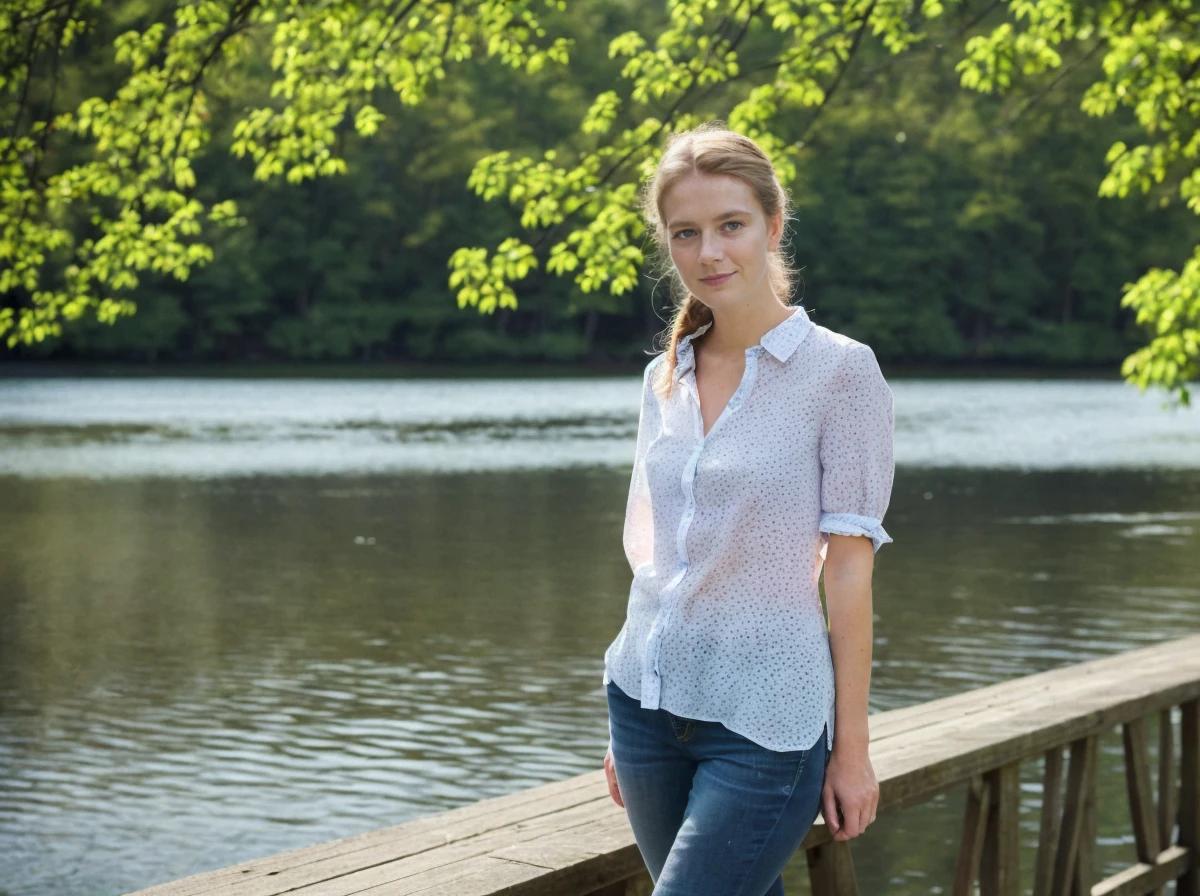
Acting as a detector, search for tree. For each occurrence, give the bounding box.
[451,0,1199,404]
[954,0,1199,402]
[0,0,572,343]
[2,1,1197,404]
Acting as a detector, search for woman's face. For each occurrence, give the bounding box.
[660,171,782,311]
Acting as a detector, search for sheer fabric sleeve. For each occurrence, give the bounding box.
[622,359,659,576]
[818,343,895,553]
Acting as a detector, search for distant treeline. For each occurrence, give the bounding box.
[9,1,1193,367]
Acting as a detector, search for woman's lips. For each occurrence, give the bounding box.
[700,272,734,286]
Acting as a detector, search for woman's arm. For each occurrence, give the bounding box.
[821,532,880,841]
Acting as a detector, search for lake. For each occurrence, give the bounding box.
[1,375,1198,896]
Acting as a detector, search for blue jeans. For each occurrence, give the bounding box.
[606,678,830,896]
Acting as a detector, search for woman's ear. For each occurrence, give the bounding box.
[768,211,783,251]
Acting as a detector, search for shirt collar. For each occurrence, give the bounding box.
[673,305,813,382]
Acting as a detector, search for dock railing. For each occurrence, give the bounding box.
[128,633,1200,896]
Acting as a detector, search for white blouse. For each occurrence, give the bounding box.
[602,305,895,753]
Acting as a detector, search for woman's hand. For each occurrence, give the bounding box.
[821,746,878,840]
[604,744,624,807]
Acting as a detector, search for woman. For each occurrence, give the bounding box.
[600,123,894,896]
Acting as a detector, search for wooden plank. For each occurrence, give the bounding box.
[873,645,1195,761]
[1090,845,1191,896]
[135,794,620,896]
[251,800,627,896]
[1034,746,1064,896]
[868,658,1200,812]
[1179,698,1199,896]
[952,774,989,896]
[353,811,648,896]
[980,762,1020,896]
[871,646,1191,774]
[864,638,1190,748]
[130,773,607,896]
[312,809,633,896]
[489,809,652,896]
[1123,717,1162,863]
[867,637,1200,744]
[805,840,859,896]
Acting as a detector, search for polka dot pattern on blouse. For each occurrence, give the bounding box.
[602,304,895,753]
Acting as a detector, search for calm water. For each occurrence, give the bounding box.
[1,376,1199,896]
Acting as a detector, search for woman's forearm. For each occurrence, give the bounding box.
[823,536,875,754]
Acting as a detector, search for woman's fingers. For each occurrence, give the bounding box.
[824,785,879,840]
[603,747,624,808]
[847,803,862,839]
[839,792,877,839]
[821,781,840,835]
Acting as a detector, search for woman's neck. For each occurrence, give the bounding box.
[699,299,793,356]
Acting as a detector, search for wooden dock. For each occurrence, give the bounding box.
[127,633,1200,896]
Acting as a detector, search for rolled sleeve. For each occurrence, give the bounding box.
[817,344,895,553]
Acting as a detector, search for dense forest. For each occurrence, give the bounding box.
[3,1,1195,369]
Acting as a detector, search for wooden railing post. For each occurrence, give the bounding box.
[1159,708,1176,852]
[1034,747,1065,896]
[954,773,990,895]
[1071,732,1098,896]
[1052,733,1097,895]
[806,840,859,896]
[1149,707,1178,896]
[1123,716,1163,896]
[1180,699,1199,896]
[980,762,1021,896]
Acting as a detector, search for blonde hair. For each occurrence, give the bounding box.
[641,122,797,395]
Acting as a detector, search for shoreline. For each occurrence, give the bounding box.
[0,359,1132,380]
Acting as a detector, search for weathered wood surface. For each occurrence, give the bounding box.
[125,633,1200,896]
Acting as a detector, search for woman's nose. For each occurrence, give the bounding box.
[699,232,723,262]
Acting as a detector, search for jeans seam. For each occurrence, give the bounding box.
[788,751,810,793]
[729,750,809,896]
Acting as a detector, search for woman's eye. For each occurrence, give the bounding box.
[670,222,742,239]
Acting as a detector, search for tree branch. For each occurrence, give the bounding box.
[438,0,459,66]
[3,6,45,147]
[792,0,879,147]
[167,0,260,170]
[993,37,1106,134]
[371,0,428,58]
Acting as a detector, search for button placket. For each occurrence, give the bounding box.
[641,350,760,711]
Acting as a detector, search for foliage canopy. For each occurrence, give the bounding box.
[2,0,1197,403]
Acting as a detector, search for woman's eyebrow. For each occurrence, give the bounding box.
[667,209,753,228]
